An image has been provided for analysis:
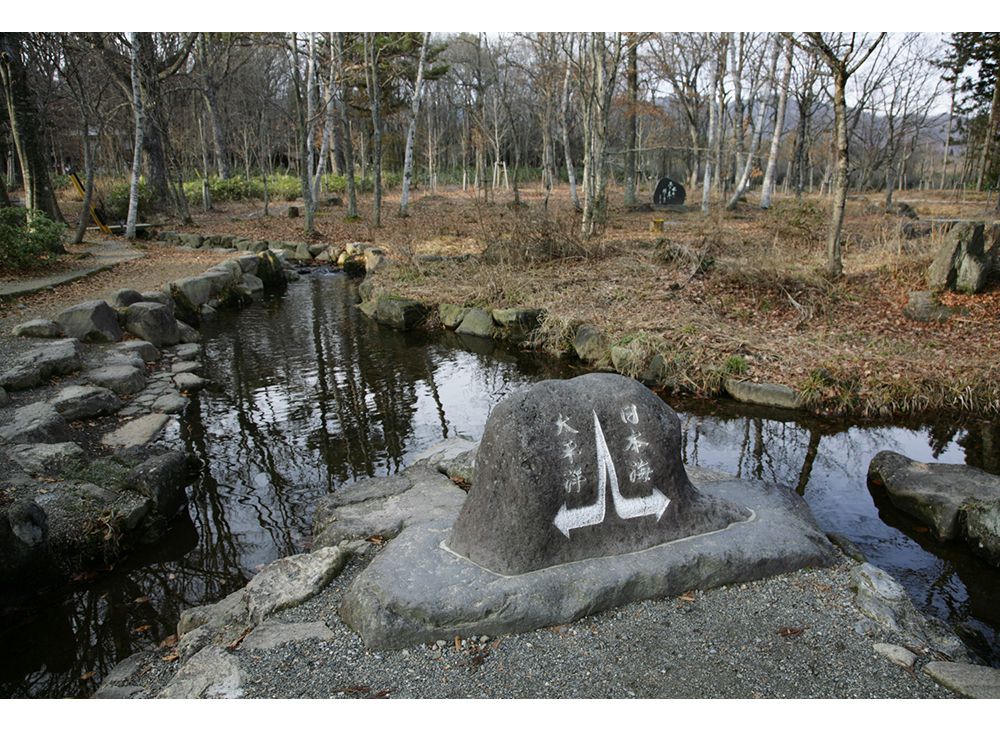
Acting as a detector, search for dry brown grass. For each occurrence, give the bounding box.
[16,182,1000,418]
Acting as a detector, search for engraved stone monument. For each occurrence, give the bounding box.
[447,373,748,574]
[653,176,686,206]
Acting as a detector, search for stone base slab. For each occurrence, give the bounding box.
[340,477,837,649]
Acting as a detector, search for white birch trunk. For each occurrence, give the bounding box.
[126,32,144,240]
[399,32,429,217]
[760,39,793,209]
[560,43,580,211]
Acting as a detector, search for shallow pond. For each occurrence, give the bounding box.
[2,272,998,697]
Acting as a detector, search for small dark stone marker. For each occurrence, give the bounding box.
[447,373,748,575]
[653,177,686,206]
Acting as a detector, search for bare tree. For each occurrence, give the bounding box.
[795,32,887,278]
[576,32,623,238]
[760,37,794,209]
[0,32,63,223]
[126,31,144,240]
[399,32,430,217]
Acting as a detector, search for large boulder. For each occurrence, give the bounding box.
[903,291,952,322]
[255,250,287,289]
[85,365,146,396]
[55,300,122,343]
[49,385,122,420]
[927,221,990,294]
[870,451,1000,567]
[454,307,493,338]
[365,294,428,331]
[112,289,144,308]
[126,450,196,520]
[572,324,608,363]
[438,303,469,330]
[0,339,82,391]
[124,303,180,347]
[338,446,836,650]
[447,373,749,575]
[0,402,71,445]
[11,319,62,338]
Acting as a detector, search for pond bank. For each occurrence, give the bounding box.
[96,447,993,699]
[356,213,1000,421]
[0,248,296,599]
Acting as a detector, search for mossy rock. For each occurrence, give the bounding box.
[455,308,494,338]
[439,303,469,330]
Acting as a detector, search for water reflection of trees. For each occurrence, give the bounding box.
[675,398,1000,667]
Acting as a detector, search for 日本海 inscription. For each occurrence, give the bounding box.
[446,373,749,575]
[653,176,686,206]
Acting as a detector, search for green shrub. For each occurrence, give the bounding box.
[105,180,152,222]
[0,208,66,271]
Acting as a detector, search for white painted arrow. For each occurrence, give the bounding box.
[553,412,610,538]
[598,413,671,522]
[553,410,670,538]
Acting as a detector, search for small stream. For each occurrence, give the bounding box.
[2,272,999,697]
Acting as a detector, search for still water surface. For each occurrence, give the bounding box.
[2,272,998,697]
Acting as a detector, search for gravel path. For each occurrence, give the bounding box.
[116,551,956,699]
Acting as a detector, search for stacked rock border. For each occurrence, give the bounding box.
[0,246,299,594]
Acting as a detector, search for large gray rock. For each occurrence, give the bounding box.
[0,402,71,444]
[49,385,122,420]
[572,323,608,363]
[244,545,357,624]
[868,451,1000,542]
[448,374,748,575]
[126,450,195,519]
[724,379,803,410]
[1,498,49,577]
[312,466,467,549]
[113,340,161,363]
[365,294,428,331]
[176,321,201,344]
[6,442,84,472]
[12,319,62,338]
[151,392,189,414]
[455,307,494,338]
[961,499,1000,565]
[124,303,180,347]
[173,373,207,392]
[157,646,244,699]
[438,303,469,330]
[101,413,170,450]
[339,466,837,649]
[236,273,264,299]
[138,290,175,316]
[924,662,1000,699]
[927,221,990,294]
[0,339,83,391]
[55,300,122,343]
[112,289,144,308]
[85,365,146,396]
[902,291,952,322]
[170,276,214,320]
[850,562,970,661]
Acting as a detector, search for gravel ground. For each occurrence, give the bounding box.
[118,550,956,699]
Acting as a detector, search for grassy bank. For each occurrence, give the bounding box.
[40,180,1000,419]
[357,187,1000,419]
